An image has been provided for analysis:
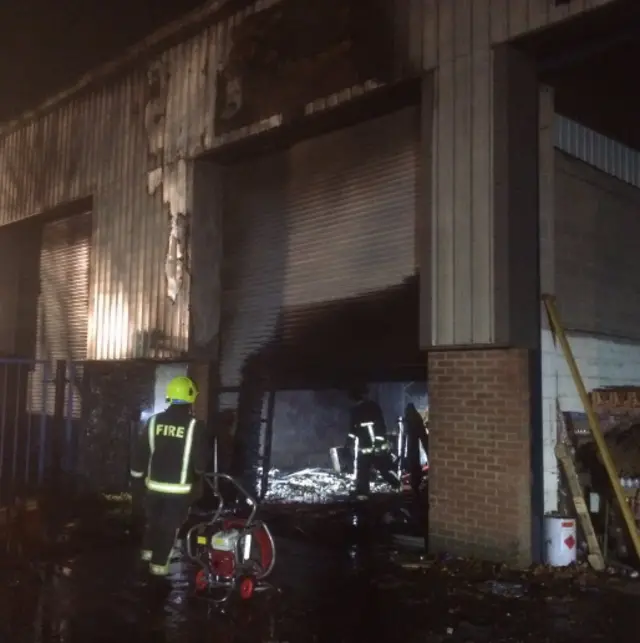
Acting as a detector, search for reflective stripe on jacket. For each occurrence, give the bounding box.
[131,404,208,494]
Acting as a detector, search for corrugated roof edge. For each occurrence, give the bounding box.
[0,0,232,138]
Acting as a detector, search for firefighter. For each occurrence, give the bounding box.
[404,402,429,496]
[130,375,209,582]
[347,385,401,498]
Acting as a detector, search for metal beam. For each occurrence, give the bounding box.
[538,24,640,72]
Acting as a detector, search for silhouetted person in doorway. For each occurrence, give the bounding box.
[404,402,428,496]
[347,385,400,498]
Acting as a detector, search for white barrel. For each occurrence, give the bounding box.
[544,516,577,567]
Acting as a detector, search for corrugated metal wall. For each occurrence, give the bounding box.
[0,0,614,356]
[555,115,640,188]
[423,0,615,68]
[0,51,215,358]
[555,152,640,339]
[0,0,422,360]
[422,0,613,347]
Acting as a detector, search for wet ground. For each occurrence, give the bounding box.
[1,502,640,643]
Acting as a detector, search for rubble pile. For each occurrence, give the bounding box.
[262,467,394,504]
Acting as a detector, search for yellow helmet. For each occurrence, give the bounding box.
[166,376,198,404]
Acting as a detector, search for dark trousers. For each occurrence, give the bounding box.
[142,490,192,574]
[355,452,401,496]
[406,432,423,495]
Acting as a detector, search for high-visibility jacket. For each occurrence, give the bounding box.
[348,399,389,455]
[131,404,208,495]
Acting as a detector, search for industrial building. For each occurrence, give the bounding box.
[0,0,639,565]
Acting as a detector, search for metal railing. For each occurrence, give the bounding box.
[0,358,54,508]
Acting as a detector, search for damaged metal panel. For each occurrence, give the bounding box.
[220,107,420,388]
[0,28,214,358]
[212,0,419,144]
[90,168,189,360]
[0,0,423,360]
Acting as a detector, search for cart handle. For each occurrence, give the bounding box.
[202,472,258,526]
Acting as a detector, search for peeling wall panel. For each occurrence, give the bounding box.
[0,23,214,358]
[88,173,190,361]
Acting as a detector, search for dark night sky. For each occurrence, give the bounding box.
[0,0,209,123]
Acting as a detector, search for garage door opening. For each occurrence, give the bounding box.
[213,107,428,539]
[261,381,428,505]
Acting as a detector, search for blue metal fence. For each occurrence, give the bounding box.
[0,358,54,507]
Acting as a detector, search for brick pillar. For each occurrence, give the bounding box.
[428,348,532,567]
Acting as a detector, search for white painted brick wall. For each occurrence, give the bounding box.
[541,329,640,512]
[541,151,640,513]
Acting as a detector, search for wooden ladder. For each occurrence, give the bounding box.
[555,440,605,571]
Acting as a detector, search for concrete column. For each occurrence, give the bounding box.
[421,41,539,348]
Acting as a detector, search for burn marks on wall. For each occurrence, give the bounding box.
[214,0,396,137]
[144,61,171,165]
[143,59,191,305]
[146,159,190,304]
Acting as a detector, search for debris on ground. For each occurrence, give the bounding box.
[263,467,394,503]
[0,502,639,642]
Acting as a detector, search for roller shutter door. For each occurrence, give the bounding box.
[0,226,22,355]
[221,107,420,388]
[32,212,92,415]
